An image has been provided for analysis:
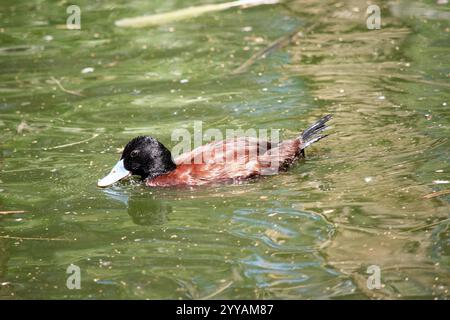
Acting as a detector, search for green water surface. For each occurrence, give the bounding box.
[0,0,449,299]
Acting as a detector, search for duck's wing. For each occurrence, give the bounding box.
[173,136,273,166]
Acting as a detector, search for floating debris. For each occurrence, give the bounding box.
[43,133,99,150]
[364,176,374,183]
[16,120,31,134]
[81,67,94,74]
[49,76,85,97]
[423,189,450,199]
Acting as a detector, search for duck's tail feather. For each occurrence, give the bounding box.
[300,114,332,151]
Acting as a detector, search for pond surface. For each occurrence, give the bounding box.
[0,0,449,299]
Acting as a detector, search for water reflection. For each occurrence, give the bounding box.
[128,196,171,226]
[103,188,171,226]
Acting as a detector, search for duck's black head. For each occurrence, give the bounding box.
[122,136,176,179]
[97,136,176,187]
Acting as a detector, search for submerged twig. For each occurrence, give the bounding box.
[0,235,69,241]
[44,133,99,150]
[0,210,26,215]
[232,29,299,74]
[208,115,232,127]
[422,189,450,199]
[50,76,85,97]
[403,218,450,233]
[115,0,279,28]
[199,281,233,300]
[232,22,319,74]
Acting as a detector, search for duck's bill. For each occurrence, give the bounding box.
[97,159,131,187]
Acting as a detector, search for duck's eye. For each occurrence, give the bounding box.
[130,150,139,158]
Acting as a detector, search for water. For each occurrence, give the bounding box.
[0,0,449,299]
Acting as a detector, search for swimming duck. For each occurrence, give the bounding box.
[97,114,331,187]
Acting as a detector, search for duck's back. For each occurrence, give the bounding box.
[146,136,301,186]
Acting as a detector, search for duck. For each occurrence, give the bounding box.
[97,114,332,187]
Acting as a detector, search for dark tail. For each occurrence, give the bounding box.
[300,114,332,150]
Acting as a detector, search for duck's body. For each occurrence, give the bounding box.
[97,115,332,188]
[147,137,300,186]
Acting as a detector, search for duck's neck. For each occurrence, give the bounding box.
[144,156,177,181]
